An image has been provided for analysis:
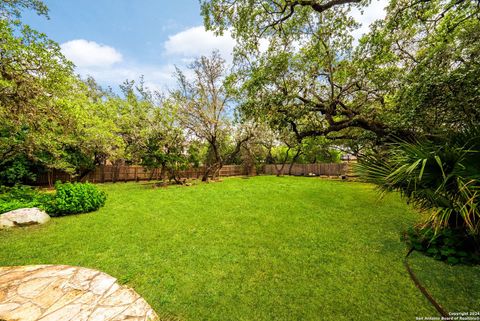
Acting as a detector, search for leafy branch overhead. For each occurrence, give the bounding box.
[202,0,480,146]
[201,0,362,39]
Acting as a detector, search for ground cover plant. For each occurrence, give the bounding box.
[0,185,46,213]
[0,182,106,216]
[0,177,478,320]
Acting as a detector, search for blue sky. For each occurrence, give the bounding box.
[23,0,387,92]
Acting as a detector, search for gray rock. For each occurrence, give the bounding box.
[0,208,50,228]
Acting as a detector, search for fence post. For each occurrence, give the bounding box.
[33,162,354,186]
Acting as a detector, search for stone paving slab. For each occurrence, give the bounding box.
[0,265,159,321]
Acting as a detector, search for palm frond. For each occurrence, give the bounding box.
[357,127,480,237]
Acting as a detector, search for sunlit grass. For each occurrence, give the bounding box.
[1,176,478,320]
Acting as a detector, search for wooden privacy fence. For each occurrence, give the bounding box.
[33,162,355,186]
[263,163,351,177]
[33,165,250,186]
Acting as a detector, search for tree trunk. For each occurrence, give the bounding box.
[288,149,302,175]
[274,163,287,176]
[274,147,291,176]
[168,167,184,185]
[212,164,222,180]
[148,167,156,181]
[47,170,53,188]
[202,165,214,182]
[159,165,168,187]
[202,162,222,181]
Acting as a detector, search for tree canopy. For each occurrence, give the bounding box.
[1,0,479,186]
[202,0,479,147]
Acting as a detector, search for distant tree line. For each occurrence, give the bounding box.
[1,0,479,247]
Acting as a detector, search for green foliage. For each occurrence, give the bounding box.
[0,185,45,213]
[139,98,191,183]
[202,0,397,147]
[0,182,107,216]
[297,137,342,164]
[0,18,76,176]
[0,185,38,201]
[204,0,480,152]
[0,2,124,183]
[0,156,36,186]
[357,127,480,241]
[405,226,480,265]
[201,0,361,51]
[0,199,33,214]
[0,0,48,20]
[173,51,252,181]
[44,182,106,216]
[358,0,480,134]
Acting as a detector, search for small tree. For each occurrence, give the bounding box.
[173,51,251,181]
[140,98,190,185]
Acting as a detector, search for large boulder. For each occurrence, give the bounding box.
[0,208,50,228]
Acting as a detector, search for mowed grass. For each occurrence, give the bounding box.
[1,176,479,320]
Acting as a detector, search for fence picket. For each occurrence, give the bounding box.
[263,163,352,177]
[32,163,354,186]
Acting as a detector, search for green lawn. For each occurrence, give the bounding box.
[1,176,479,320]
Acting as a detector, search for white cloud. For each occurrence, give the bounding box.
[350,0,388,40]
[61,27,237,93]
[61,39,123,68]
[164,26,236,61]
[76,63,177,92]
[62,3,389,94]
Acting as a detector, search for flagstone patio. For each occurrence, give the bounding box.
[0,265,158,321]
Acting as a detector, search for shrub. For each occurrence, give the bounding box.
[0,185,38,200]
[44,182,107,216]
[0,183,106,216]
[357,128,480,236]
[0,156,36,186]
[404,226,480,265]
[0,185,44,213]
[357,127,480,264]
[0,199,37,213]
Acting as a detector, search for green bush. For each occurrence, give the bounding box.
[357,127,480,238]
[404,226,480,265]
[0,183,106,216]
[0,199,37,213]
[0,185,45,213]
[0,185,38,201]
[0,156,36,187]
[44,182,106,216]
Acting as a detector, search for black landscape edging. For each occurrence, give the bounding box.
[404,247,449,318]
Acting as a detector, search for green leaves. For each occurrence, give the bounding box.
[376,0,480,133]
[138,97,192,182]
[0,17,79,178]
[358,128,480,239]
[405,225,480,265]
[0,0,49,20]
[0,185,45,213]
[44,182,107,216]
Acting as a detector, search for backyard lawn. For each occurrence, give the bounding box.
[0,176,479,320]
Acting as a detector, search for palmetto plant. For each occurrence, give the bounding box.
[357,128,480,239]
